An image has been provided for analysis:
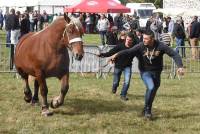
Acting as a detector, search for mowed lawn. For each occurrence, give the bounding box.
[0,73,200,134]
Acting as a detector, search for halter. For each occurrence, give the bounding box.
[62,21,83,50]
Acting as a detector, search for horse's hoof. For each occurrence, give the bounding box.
[50,99,60,109]
[24,96,32,103]
[24,91,32,103]
[41,109,53,117]
[31,99,39,106]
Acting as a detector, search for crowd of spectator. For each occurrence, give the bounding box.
[0,8,200,60]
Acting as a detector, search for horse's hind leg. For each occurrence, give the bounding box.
[31,79,39,105]
[51,73,69,109]
[23,77,32,103]
[16,68,32,103]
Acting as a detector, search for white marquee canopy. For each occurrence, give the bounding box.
[0,0,82,7]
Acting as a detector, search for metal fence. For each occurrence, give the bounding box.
[0,43,173,75]
[171,46,200,77]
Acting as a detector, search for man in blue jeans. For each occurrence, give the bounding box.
[98,32,137,101]
[111,30,184,119]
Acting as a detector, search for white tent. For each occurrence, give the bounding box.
[0,0,81,7]
[0,0,82,14]
[153,8,185,16]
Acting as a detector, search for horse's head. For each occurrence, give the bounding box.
[63,13,84,61]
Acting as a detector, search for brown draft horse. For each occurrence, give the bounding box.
[14,13,84,116]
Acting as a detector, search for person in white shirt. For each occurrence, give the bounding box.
[97,14,110,45]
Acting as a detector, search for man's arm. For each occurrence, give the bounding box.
[163,44,183,67]
[110,44,140,61]
[98,45,120,57]
[162,44,184,75]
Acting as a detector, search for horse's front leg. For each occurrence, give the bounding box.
[36,72,53,116]
[51,73,69,109]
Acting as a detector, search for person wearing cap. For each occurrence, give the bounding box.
[98,32,138,101]
[110,30,184,119]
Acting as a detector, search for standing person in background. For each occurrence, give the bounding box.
[5,11,11,48]
[20,13,30,38]
[146,16,153,32]
[85,14,91,34]
[135,28,143,43]
[106,26,118,46]
[189,16,200,59]
[159,29,171,46]
[150,17,162,40]
[0,10,4,30]
[98,32,138,101]
[97,14,110,46]
[8,9,20,70]
[167,17,175,45]
[29,11,34,32]
[42,10,49,28]
[110,30,184,120]
[33,10,38,31]
[162,17,169,33]
[108,13,114,31]
[173,19,186,58]
[37,11,44,31]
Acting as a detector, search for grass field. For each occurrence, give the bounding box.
[0,73,200,134]
[1,30,200,133]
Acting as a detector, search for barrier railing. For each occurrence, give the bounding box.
[2,43,197,79]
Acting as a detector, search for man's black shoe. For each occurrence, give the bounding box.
[112,89,117,94]
[120,96,129,101]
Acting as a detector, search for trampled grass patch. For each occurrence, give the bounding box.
[0,73,200,133]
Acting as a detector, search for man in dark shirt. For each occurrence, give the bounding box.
[98,32,137,101]
[111,30,184,119]
[173,19,186,57]
[106,26,118,45]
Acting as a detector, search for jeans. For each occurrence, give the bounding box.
[112,66,132,96]
[175,38,185,58]
[140,71,161,111]
[99,30,107,45]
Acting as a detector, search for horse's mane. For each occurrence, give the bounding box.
[49,16,83,30]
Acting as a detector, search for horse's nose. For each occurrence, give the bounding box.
[75,54,83,61]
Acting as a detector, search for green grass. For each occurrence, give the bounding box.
[83,34,101,45]
[0,30,101,45]
[1,29,200,133]
[0,73,200,133]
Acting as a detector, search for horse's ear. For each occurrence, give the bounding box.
[64,13,70,23]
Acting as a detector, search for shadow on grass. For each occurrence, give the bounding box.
[53,98,143,115]
[157,94,189,98]
[152,107,200,121]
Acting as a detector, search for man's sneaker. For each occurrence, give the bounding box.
[144,110,153,120]
[120,96,129,101]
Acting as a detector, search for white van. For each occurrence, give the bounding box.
[126,3,156,28]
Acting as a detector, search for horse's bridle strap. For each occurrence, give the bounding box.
[69,37,82,44]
